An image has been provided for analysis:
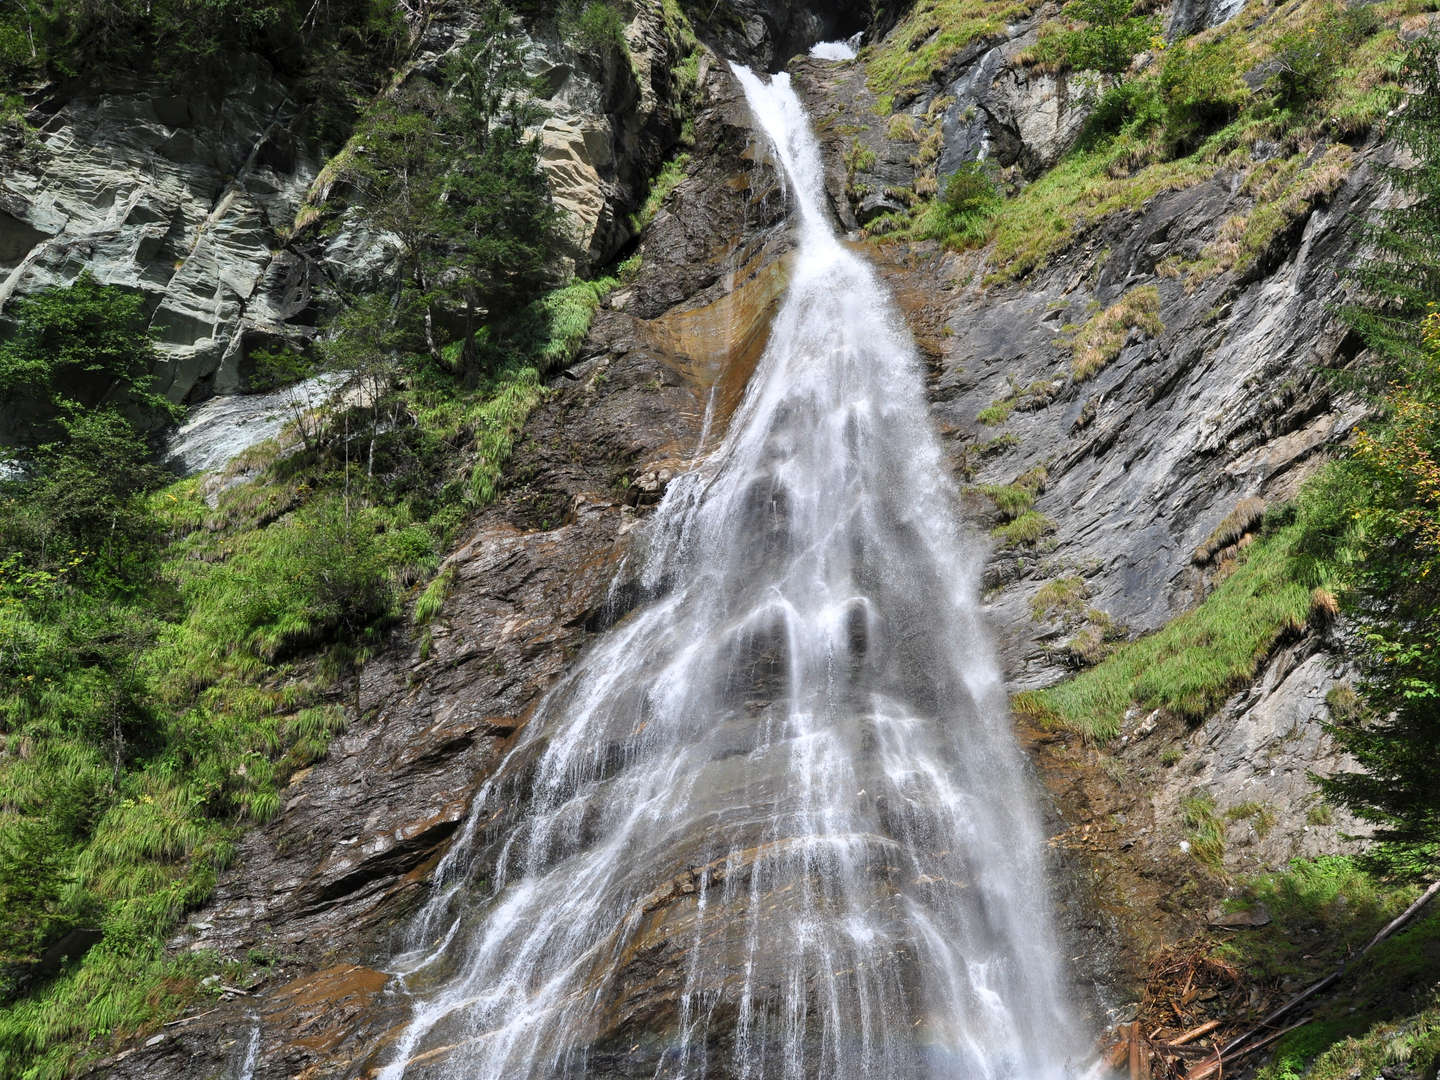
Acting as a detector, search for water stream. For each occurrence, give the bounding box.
[374,66,1080,1080]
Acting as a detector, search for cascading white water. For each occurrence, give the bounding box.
[373,66,1081,1080]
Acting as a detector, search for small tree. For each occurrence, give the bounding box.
[1059,0,1158,81]
[0,272,176,446]
[344,0,560,369]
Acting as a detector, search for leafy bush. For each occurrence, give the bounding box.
[1269,5,1381,113]
[1159,37,1249,152]
[345,7,560,369]
[0,0,404,91]
[915,161,1003,249]
[0,272,176,446]
[246,346,314,393]
[1075,78,1164,148]
[565,1,629,59]
[1057,0,1158,79]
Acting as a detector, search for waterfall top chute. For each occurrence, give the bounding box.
[809,33,863,61]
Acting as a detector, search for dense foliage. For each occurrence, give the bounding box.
[0,0,405,90]
[1308,323,1440,878]
[914,161,1004,248]
[1293,31,1440,880]
[0,273,176,447]
[0,279,175,990]
[1054,0,1158,79]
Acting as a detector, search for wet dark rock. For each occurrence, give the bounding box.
[698,0,871,71]
[1211,904,1272,928]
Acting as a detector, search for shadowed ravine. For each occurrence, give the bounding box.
[371,63,1082,1080]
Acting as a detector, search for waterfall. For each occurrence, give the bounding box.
[374,65,1080,1080]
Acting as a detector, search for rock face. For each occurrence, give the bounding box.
[515,0,692,273]
[0,68,322,405]
[164,372,348,475]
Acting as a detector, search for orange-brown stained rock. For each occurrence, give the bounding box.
[643,250,790,429]
[264,964,390,1061]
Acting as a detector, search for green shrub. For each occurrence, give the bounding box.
[0,272,176,445]
[915,161,1003,249]
[1159,37,1249,151]
[977,397,1016,426]
[978,466,1048,521]
[0,0,404,91]
[1058,0,1158,79]
[1075,78,1164,148]
[980,481,1038,519]
[563,1,629,59]
[246,346,314,393]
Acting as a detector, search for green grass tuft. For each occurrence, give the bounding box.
[629,153,691,234]
[414,565,457,625]
[992,510,1055,549]
[1013,521,1323,739]
[1068,285,1163,381]
[1182,793,1228,869]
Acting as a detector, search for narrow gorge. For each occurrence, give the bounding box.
[2,0,1439,1079]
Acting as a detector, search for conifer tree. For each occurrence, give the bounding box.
[344,0,559,368]
[1313,28,1440,879]
[1345,31,1440,380]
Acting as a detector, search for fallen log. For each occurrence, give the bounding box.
[1187,1018,1313,1080]
[1171,1020,1222,1048]
[1216,877,1440,1061]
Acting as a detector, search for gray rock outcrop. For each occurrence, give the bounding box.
[0,70,322,402]
[0,0,690,428]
